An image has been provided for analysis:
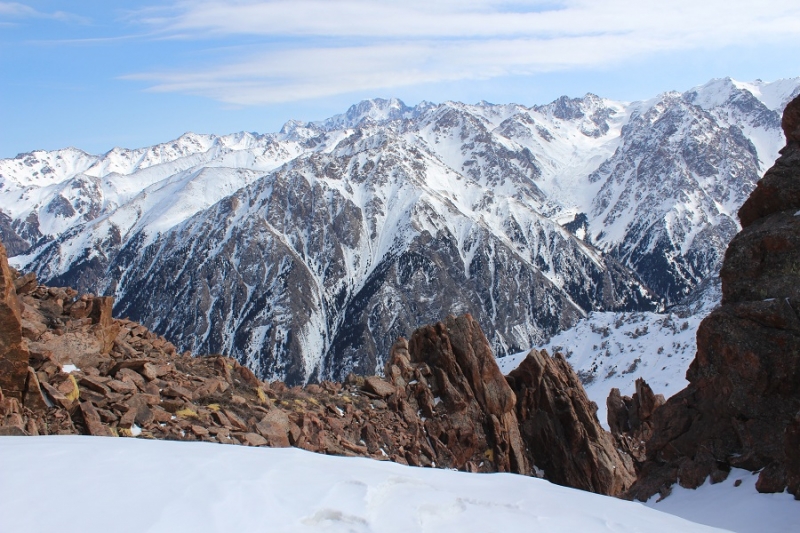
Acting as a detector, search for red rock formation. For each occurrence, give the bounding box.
[507,349,636,495]
[389,315,529,475]
[607,379,665,465]
[0,243,28,402]
[629,94,800,500]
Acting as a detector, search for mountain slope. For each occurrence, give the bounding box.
[2,77,798,383]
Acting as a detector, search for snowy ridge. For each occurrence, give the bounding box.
[0,436,760,533]
[499,308,704,427]
[2,77,798,383]
[497,278,721,427]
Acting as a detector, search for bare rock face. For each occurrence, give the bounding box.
[506,349,636,495]
[629,95,800,500]
[391,315,528,474]
[737,95,800,228]
[0,242,28,402]
[607,379,665,465]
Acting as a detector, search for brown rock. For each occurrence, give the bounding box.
[193,378,227,401]
[507,349,635,495]
[0,425,27,436]
[68,299,90,319]
[255,409,291,447]
[112,338,138,358]
[162,384,194,400]
[786,414,800,497]
[23,366,48,411]
[243,432,268,446]
[0,242,29,402]
[363,376,396,398]
[108,359,150,376]
[721,213,800,303]
[211,410,232,428]
[141,362,162,381]
[782,92,800,145]
[234,365,260,388]
[79,401,114,437]
[127,394,156,426]
[738,98,800,228]
[151,406,172,424]
[86,297,120,355]
[394,315,528,475]
[33,330,106,369]
[117,368,146,389]
[25,417,40,436]
[13,272,37,295]
[20,309,47,341]
[108,379,138,395]
[119,406,138,429]
[607,388,630,435]
[191,424,210,437]
[40,381,73,409]
[160,399,185,413]
[629,95,800,501]
[78,375,111,395]
[223,409,248,431]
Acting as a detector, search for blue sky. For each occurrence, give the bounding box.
[2,0,799,158]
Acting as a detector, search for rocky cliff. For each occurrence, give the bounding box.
[626,94,800,500]
[0,246,633,496]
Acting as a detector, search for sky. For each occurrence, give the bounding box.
[1,1,799,158]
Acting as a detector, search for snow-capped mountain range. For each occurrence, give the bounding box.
[2,77,798,384]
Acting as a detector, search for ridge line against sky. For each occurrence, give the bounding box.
[2,0,799,157]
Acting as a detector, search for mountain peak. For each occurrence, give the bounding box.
[322,97,412,129]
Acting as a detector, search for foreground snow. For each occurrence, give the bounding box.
[645,468,800,533]
[0,436,728,533]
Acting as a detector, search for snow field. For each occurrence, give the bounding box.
[645,468,800,533]
[0,436,731,533]
[497,309,703,427]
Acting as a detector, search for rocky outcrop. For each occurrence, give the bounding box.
[385,316,528,474]
[0,242,29,402]
[628,95,800,500]
[607,379,665,465]
[507,349,636,495]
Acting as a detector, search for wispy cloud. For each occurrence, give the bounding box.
[0,2,90,24]
[125,0,800,104]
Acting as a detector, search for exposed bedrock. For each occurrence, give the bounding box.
[627,94,800,500]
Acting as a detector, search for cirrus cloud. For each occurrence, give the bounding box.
[125,0,800,105]
[0,1,89,23]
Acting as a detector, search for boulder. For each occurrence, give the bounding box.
[23,367,48,411]
[362,376,396,398]
[79,402,115,437]
[255,409,291,447]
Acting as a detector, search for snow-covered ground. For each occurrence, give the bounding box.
[0,436,752,533]
[645,468,800,533]
[497,310,702,426]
